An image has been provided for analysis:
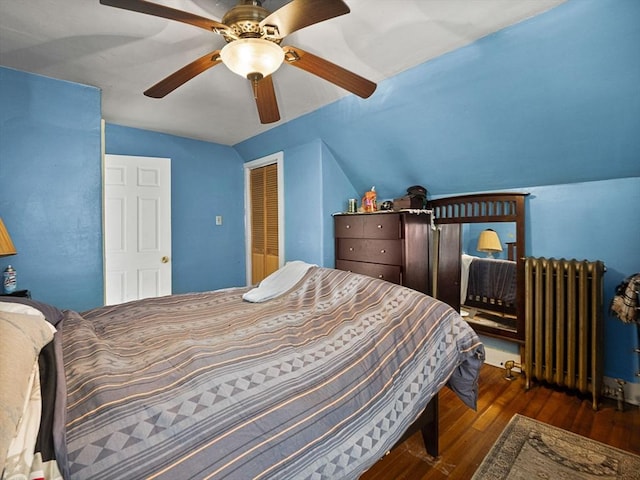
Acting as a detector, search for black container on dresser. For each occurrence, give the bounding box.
[333,211,431,294]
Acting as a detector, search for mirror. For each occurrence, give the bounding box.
[428,193,527,343]
[460,222,517,334]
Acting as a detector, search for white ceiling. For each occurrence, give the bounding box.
[0,0,565,146]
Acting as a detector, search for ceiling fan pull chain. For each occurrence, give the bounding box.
[250,76,261,100]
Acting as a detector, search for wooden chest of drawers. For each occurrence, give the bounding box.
[334,211,431,294]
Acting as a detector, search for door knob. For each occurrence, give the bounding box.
[161,256,170,263]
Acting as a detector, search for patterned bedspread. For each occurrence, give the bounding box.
[53,267,483,479]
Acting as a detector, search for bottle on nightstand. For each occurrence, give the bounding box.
[3,265,17,294]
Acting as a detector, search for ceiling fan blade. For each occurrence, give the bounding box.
[100,0,230,34]
[144,50,222,98]
[253,75,280,124]
[260,0,349,38]
[282,46,376,99]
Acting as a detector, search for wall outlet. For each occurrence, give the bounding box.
[215,215,222,226]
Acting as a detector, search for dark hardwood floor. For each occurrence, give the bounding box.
[361,364,640,479]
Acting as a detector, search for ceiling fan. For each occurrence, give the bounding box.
[100,0,377,124]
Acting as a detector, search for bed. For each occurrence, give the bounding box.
[461,254,518,327]
[1,262,484,480]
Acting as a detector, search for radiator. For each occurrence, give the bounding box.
[524,257,606,410]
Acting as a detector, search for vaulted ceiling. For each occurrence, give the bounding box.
[0,0,565,145]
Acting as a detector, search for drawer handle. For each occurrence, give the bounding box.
[345,225,351,229]
[378,274,384,279]
[377,224,383,229]
[349,247,354,252]
[380,249,386,254]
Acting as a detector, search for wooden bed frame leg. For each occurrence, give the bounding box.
[421,395,439,457]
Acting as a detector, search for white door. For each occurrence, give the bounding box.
[104,154,172,305]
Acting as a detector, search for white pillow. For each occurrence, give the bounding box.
[0,302,45,320]
[243,261,316,303]
[0,311,56,469]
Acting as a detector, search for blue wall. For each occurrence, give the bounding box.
[0,67,246,311]
[105,124,246,294]
[276,139,357,267]
[320,141,358,267]
[281,140,324,265]
[0,67,103,311]
[264,140,358,267]
[234,0,640,200]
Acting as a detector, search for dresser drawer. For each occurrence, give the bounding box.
[337,239,402,265]
[336,260,401,285]
[362,214,401,239]
[334,215,363,238]
[334,212,430,295]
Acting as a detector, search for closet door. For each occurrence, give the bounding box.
[250,164,279,283]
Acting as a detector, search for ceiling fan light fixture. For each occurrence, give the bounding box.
[220,38,284,80]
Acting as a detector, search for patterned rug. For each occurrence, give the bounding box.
[472,414,640,479]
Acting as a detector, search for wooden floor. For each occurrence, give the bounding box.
[361,364,640,479]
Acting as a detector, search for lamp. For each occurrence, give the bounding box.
[0,218,17,257]
[477,229,502,258]
[220,38,284,82]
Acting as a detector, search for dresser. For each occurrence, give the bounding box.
[334,211,431,294]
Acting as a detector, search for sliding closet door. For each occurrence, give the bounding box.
[250,163,279,283]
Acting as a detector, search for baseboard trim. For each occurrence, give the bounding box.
[602,376,640,407]
[484,345,521,370]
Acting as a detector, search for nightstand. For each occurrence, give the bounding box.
[0,289,31,298]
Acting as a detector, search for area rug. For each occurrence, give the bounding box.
[472,414,640,479]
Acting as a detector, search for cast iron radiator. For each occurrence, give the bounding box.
[524,257,606,410]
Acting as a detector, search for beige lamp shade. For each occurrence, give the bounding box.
[0,218,17,257]
[477,229,502,257]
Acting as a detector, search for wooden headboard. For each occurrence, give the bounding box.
[428,192,525,225]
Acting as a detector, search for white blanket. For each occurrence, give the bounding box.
[242,261,317,303]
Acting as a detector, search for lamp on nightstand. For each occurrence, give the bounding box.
[477,229,502,258]
[0,218,17,257]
